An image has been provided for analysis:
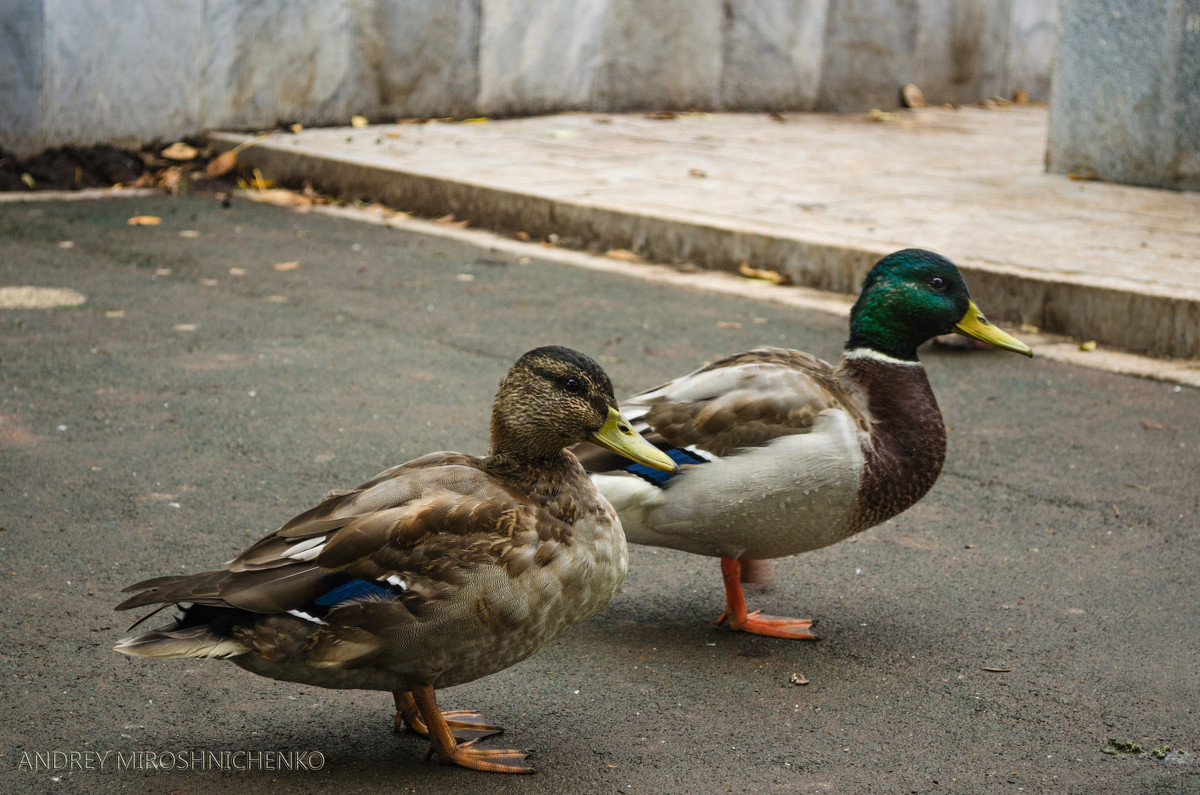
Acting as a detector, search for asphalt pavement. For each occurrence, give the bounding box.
[1,193,1198,794]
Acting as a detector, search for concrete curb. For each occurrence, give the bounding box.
[232,190,1200,388]
[210,131,1200,361]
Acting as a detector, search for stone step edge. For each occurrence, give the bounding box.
[209,132,1200,361]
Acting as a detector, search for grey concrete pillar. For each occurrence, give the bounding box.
[1047,0,1200,190]
[0,0,44,156]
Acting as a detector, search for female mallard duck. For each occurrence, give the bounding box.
[576,249,1032,639]
[114,346,676,774]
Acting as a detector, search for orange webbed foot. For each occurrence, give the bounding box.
[394,691,503,742]
[717,608,817,639]
[409,685,534,774]
[717,556,818,640]
[423,738,534,774]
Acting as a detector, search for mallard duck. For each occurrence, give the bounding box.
[576,249,1032,639]
[114,346,676,774]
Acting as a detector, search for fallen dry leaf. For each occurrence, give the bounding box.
[245,188,312,208]
[688,168,707,178]
[272,261,300,272]
[243,168,273,191]
[289,123,304,133]
[206,133,273,178]
[1012,87,1031,104]
[1140,420,1181,431]
[1079,340,1098,352]
[433,213,469,229]
[981,667,1013,673]
[161,142,198,161]
[127,215,161,226]
[604,249,643,263]
[869,108,898,122]
[789,673,809,686]
[901,83,926,108]
[206,150,239,178]
[158,165,185,193]
[514,231,531,241]
[738,262,791,284]
[351,115,369,128]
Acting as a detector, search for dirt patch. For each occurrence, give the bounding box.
[0,140,241,193]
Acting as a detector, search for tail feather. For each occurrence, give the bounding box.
[114,605,254,660]
[114,624,249,659]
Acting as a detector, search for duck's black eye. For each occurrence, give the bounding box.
[930,276,947,292]
[563,377,582,394]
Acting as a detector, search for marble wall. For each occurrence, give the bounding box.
[1047,0,1200,191]
[1,0,1058,156]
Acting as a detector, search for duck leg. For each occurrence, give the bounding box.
[737,558,775,589]
[410,684,533,774]
[716,556,817,640]
[393,690,502,742]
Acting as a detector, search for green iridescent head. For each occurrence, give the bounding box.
[846,249,1032,361]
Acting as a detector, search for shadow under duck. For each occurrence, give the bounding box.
[115,346,675,773]
[575,249,1032,639]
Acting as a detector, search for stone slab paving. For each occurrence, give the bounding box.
[213,106,1200,359]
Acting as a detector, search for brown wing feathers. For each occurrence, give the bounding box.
[116,565,331,614]
[117,457,565,620]
[577,347,863,470]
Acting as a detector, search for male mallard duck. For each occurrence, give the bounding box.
[115,346,676,774]
[576,249,1032,639]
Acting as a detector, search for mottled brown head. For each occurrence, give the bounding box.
[489,346,620,463]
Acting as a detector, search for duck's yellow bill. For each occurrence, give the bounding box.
[954,301,1033,357]
[591,407,678,473]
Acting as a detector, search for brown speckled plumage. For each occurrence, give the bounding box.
[642,348,866,454]
[113,346,672,773]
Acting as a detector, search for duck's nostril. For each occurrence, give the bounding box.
[618,424,630,434]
